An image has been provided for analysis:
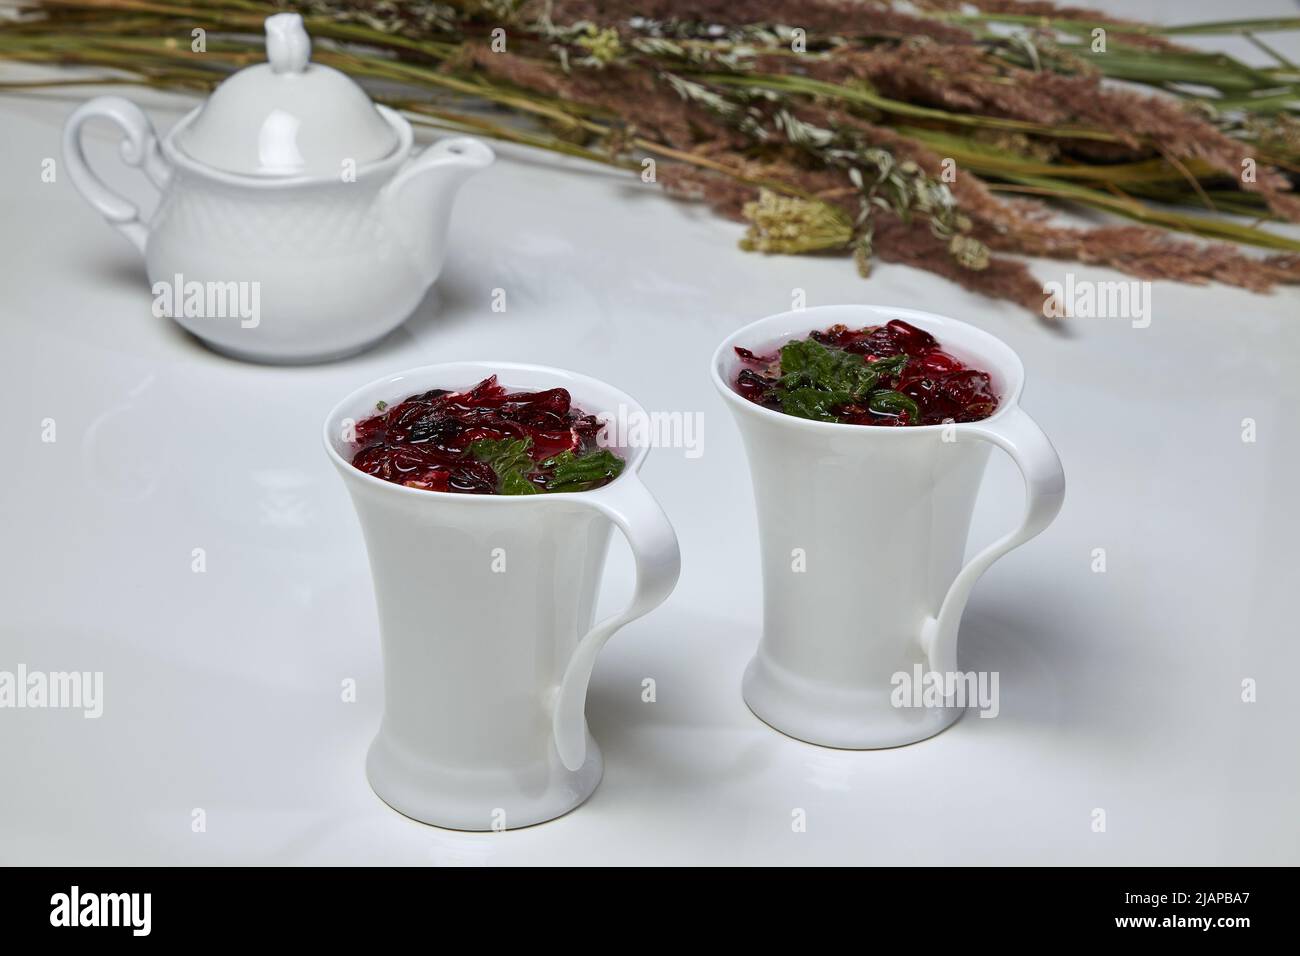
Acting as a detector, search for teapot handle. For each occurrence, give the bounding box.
[551,473,681,771]
[920,406,1065,676]
[63,96,171,255]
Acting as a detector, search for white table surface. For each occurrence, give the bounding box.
[2,0,1298,865]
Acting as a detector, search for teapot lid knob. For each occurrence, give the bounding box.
[266,12,311,74]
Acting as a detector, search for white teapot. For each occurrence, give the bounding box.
[63,13,493,364]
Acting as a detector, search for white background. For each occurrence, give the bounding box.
[1,1,1298,864]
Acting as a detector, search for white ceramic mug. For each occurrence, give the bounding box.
[712,305,1065,749]
[324,362,680,829]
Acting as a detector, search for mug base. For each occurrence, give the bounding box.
[742,653,964,749]
[364,731,604,831]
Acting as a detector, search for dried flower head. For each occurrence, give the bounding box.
[740,189,855,255]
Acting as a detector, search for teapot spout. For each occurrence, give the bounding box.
[382,137,494,281]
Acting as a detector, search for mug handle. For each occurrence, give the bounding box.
[920,406,1066,676]
[63,96,171,255]
[551,473,681,771]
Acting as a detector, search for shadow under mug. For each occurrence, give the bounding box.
[712,305,1065,749]
[324,362,680,830]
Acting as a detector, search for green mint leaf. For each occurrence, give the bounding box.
[375,400,388,411]
[778,386,846,422]
[777,339,906,403]
[469,437,532,472]
[867,389,920,422]
[777,339,853,392]
[541,448,625,493]
[499,470,541,495]
[866,353,908,379]
[470,437,538,494]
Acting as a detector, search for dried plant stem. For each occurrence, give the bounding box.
[5,0,1300,314]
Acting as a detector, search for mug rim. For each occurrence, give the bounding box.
[710,304,1026,435]
[322,360,650,503]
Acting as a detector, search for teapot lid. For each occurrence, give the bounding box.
[176,13,399,177]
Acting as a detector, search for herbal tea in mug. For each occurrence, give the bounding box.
[348,375,624,494]
[732,319,999,427]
